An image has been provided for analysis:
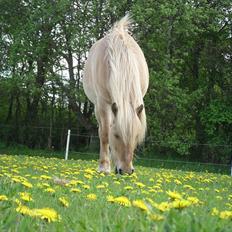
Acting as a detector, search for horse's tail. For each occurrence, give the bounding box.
[112,14,132,33]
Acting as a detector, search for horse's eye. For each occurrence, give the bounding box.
[114,134,120,139]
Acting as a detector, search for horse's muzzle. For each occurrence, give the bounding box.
[115,167,134,175]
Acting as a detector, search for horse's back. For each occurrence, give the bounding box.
[83,29,149,106]
[83,38,111,105]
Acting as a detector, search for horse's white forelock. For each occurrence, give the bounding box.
[106,15,146,145]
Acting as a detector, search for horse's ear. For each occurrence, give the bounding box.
[136,104,143,118]
[112,102,118,116]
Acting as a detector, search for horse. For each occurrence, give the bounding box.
[83,15,149,174]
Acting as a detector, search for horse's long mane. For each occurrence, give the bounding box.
[106,15,146,145]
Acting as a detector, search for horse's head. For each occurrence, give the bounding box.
[109,102,146,175]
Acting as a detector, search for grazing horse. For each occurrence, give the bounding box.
[83,15,149,174]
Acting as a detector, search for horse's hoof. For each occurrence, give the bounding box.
[98,166,111,174]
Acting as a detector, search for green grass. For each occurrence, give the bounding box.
[0,142,230,175]
[0,154,232,231]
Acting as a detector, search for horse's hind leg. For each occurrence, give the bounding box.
[95,107,111,173]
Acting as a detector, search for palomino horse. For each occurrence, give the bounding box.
[83,15,149,174]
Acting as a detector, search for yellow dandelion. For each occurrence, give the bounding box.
[76,180,84,185]
[14,199,22,206]
[33,207,61,222]
[124,186,133,190]
[19,192,33,202]
[87,194,97,201]
[149,213,164,221]
[132,200,149,212]
[107,195,115,203]
[0,195,8,201]
[219,210,232,219]
[82,184,90,189]
[84,174,93,179]
[21,181,33,188]
[70,188,81,193]
[42,183,50,188]
[11,177,21,183]
[148,189,157,193]
[174,179,182,185]
[211,207,219,216]
[166,190,182,200]
[114,196,131,207]
[44,188,56,193]
[187,197,201,205]
[183,185,195,191]
[114,181,121,185]
[96,185,106,189]
[172,199,191,209]
[59,197,69,207]
[84,168,95,175]
[16,205,33,215]
[40,175,51,180]
[135,182,145,188]
[154,202,171,212]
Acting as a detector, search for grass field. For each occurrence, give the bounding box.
[0,154,232,231]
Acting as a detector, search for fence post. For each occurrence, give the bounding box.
[231,154,232,176]
[65,129,71,160]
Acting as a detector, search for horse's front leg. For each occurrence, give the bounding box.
[96,106,111,174]
[98,125,111,173]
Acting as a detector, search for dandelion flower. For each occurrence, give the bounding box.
[16,205,33,215]
[124,186,133,190]
[82,184,90,189]
[172,199,191,209]
[187,197,201,205]
[70,188,81,193]
[135,182,145,188]
[19,192,33,202]
[33,207,61,222]
[154,202,170,212]
[219,210,232,219]
[132,200,149,212]
[166,190,182,200]
[107,195,115,203]
[21,181,33,188]
[40,175,51,180]
[211,207,219,216]
[59,197,69,207]
[87,194,97,201]
[96,185,105,189]
[174,179,182,185]
[44,188,56,193]
[114,181,121,185]
[183,185,195,191]
[84,174,93,179]
[149,213,164,221]
[84,168,95,175]
[113,196,131,207]
[0,195,8,201]
[42,183,50,188]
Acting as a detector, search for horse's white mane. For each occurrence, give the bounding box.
[106,15,146,145]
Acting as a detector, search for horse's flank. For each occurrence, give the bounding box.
[83,15,149,174]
